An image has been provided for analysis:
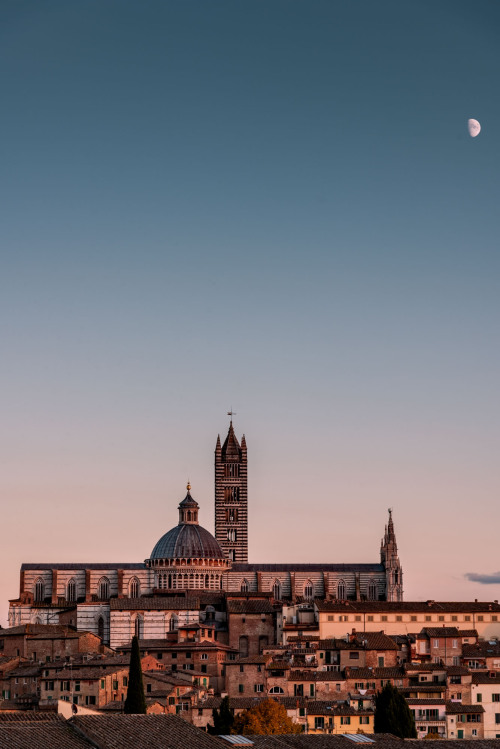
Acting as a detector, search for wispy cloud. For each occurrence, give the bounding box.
[465,572,500,585]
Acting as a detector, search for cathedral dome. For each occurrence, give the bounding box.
[150,523,226,561]
[145,485,230,591]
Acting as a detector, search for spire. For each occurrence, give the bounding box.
[241,434,247,450]
[215,434,221,453]
[221,421,241,459]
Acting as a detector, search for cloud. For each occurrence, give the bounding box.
[465,572,500,585]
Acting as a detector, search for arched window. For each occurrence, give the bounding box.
[240,579,249,593]
[129,577,140,598]
[239,636,249,657]
[34,578,44,603]
[337,580,346,600]
[134,615,143,640]
[272,580,281,600]
[169,614,178,632]
[394,570,399,585]
[304,580,313,600]
[97,616,104,640]
[269,686,284,695]
[98,577,110,600]
[67,578,76,603]
[368,580,377,601]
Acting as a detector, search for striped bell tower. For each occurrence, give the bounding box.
[214,419,248,562]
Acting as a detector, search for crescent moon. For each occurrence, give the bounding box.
[468,118,481,138]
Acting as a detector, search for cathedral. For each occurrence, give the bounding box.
[8,422,403,647]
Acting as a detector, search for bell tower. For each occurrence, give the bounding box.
[215,418,248,562]
[381,509,403,601]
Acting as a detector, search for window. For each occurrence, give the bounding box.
[381,616,388,622]
[224,463,239,478]
[304,581,313,600]
[254,684,263,693]
[337,580,346,600]
[100,679,105,689]
[97,577,109,600]
[465,615,471,622]
[67,578,76,602]
[269,686,284,695]
[169,614,178,632]
[185,652,191,659]
[240,579,249,593]
[129,577,140,598]
[112,680,118,690]
[452,639,458,648]
[340,716,351,725]
[438,616,444,622]
[74,681,80,692]
[378,656,385,668]
[493,694,500,703]
[476,694,482,703]
[478,616,484,622]
[259,635,268,652]
[425,616,431,622]
[238,684,244,693]
[239,636,249,658]
[355,615,361,622]
[134,615,143,640]
[495,714,500,724]
[367,615,374,622]
[368,581,377,601]
[315,717,325,730]
[411,616,417,621]
[273,580,281,600]
[97,616,105,641]
[200,653,208,661]
[123,677,128,686]
[294,684,304,697]
[452,615,458,621]
[328,615,334,621]
[226,529,237,542]
[309,684,315,697]
[350,652,360,660]
[493,616,498,622]
[34,578,44,602]
[396,615,402,622]
[433,640,439,649]
[240,665,244,673]
[360,716,370,725]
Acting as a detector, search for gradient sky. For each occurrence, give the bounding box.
[1,0,499,625]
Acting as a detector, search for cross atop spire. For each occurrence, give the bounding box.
[227,408,237,424]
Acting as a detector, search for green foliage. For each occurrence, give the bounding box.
[374,683,417,739]
[208,695,234,735]
[124,636,147,714]
[232,699,302,735]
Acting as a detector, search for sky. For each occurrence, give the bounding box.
[1,0,499,625]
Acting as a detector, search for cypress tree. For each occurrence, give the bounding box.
[208,695,234,734]
[374,683,417,738]
[124,635,147,714]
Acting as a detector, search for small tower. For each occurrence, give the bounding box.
[214,420,248,562]
[381,509,403,601]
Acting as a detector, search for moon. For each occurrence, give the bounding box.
[468,118,481,138]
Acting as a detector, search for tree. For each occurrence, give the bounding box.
[374,683,417,738]
[124,635,147,714]
[208,695,234,735]
[232,699,302,735]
